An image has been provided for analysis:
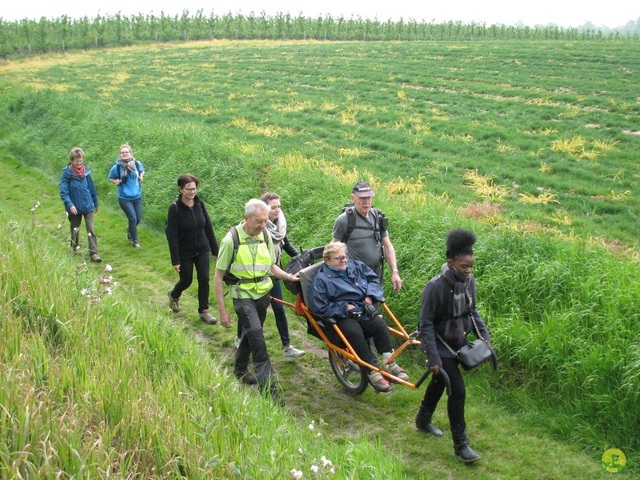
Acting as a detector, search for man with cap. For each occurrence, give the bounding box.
[332,181,403,293]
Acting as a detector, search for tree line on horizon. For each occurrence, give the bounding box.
[1,10,639,57]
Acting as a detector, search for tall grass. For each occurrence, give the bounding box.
[0,218,404,478]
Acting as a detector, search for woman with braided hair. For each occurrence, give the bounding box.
[415,228,492,463]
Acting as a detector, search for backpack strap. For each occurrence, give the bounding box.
[343,206,384,243]
[342,206,357,244]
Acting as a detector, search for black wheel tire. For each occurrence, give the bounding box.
[328,349,368,394]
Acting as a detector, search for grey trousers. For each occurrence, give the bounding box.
[234,294,276,393]
[69,211,98,255]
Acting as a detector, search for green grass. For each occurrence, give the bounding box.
[0,39,639,478]
[0,171,610,478]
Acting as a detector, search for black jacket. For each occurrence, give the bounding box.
[419,272,490,367]
[166,195,218,265]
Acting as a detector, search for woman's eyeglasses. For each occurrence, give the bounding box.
[183,187,197,192]
[331,255,348,262]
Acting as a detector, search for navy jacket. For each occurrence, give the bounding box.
[419,272,490,367]
[307,259,384,320]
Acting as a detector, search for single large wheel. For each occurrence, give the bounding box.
[328,349,368,394]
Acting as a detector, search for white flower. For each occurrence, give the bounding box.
[321,456,333,468]
[103,287,112,295]
[81,288,90,296]
[298,448,305,455]
[290,469,303,479]
[310,465,318,474]
[308,421,315,430]
[103,264,113,272]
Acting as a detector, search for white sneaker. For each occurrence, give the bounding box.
[283,345,305,358]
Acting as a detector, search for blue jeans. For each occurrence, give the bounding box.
[118,197,142,243]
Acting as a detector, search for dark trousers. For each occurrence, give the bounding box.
[234,294,275,393]
[421,357,466,427]
[333,315,393,370]
[69,211,98,255]
[118,197,142,243]
[170,249,210,313]
[236,278,292,348]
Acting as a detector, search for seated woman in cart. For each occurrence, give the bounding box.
[306,241,409,392]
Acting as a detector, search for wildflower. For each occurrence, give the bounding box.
[58,224,62,229]
[103,264,113,273]
[321,456,333,468]
[30,201,40,212]
[99,276,112,285]
[103,287,112,295]
[290,469,303,479]
[310,465,318,474]
[81,288,91,296]
[308,420,315,430]
[298,448,305,455]
[329,467,335,474]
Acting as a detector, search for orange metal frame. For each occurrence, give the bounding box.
[272,296,427,389]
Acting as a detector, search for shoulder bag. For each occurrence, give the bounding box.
[437,315,497,371]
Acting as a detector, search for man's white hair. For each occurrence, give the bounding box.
[245,198,269,217]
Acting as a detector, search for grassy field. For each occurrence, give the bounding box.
[0,39,639,478]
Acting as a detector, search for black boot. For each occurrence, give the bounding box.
[451,424,481,463]
[415,402,444,437]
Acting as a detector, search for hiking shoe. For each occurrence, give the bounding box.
[168,291,179,313]
[384,361,410,382]
[132,242,141,248]
[90,254,102,263]
[235,370,257,385]
[283,345,305,358]
[368,371,392,392]
[199,311,217,324]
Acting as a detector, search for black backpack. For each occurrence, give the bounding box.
[341,204,388,244]
[283,246,325,295]
[222,226,272,285]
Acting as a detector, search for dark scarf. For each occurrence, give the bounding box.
[117,157,137,177]
[441,262,473,345]
[70,163,86,179]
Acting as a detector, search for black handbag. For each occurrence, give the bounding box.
[457,339,494,370]
[437,316,497,371]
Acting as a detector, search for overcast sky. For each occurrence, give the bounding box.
[1,0,638,28]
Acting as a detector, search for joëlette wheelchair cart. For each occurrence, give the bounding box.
[275,247,453,395]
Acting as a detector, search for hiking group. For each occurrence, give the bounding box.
[59,146,492,463]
